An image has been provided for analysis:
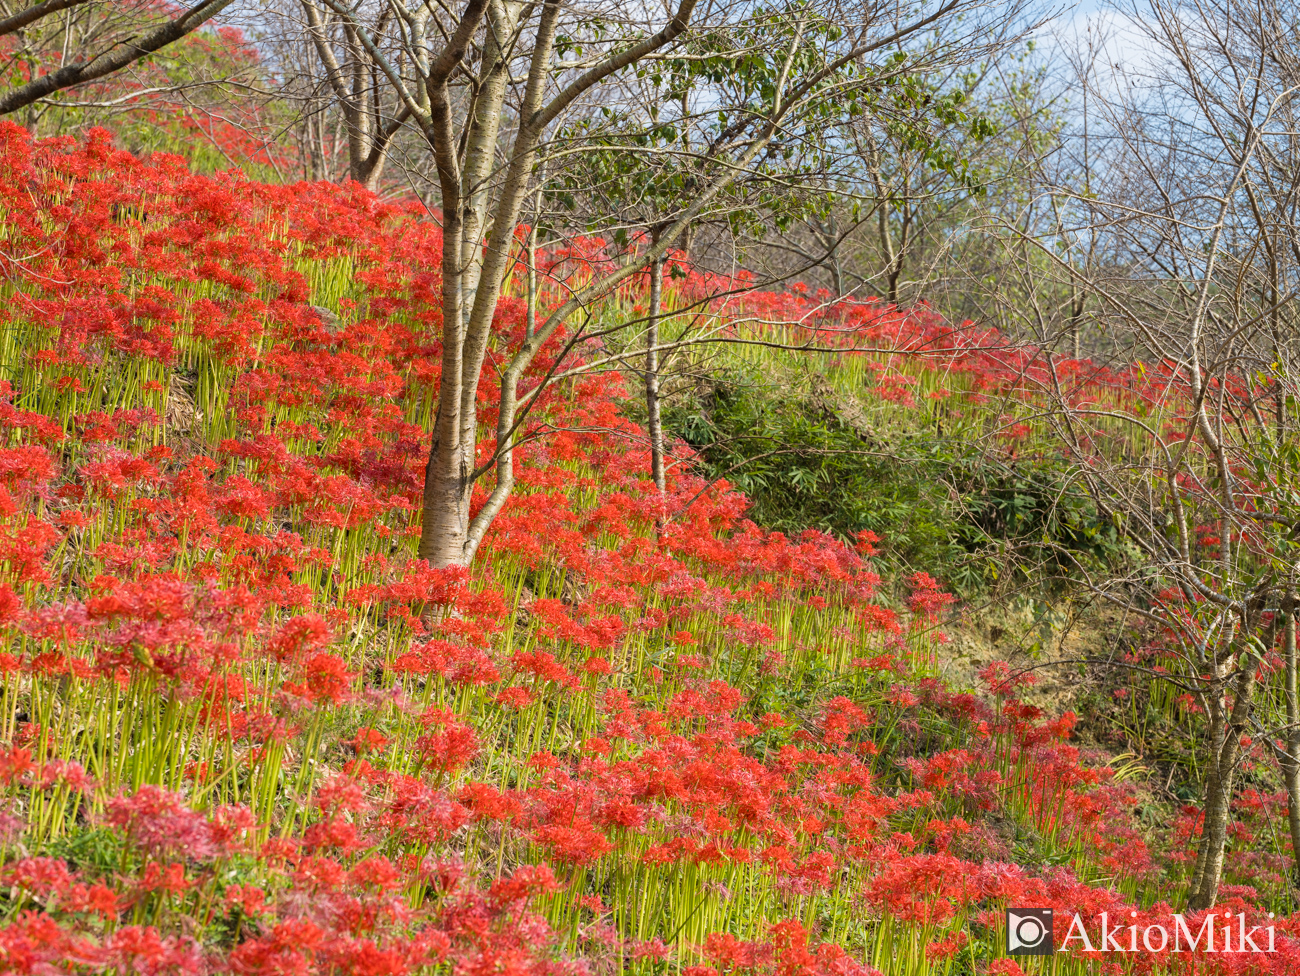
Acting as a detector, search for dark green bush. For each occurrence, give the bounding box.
[663,368,1123,595]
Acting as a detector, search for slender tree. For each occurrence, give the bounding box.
[996,0,1300,909]
[304,0,1015,568]
[298,2,409,189]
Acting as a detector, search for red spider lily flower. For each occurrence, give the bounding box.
[351,726,390,753]
[905,572,955,624]
[105,786,218,861]
[415,709,478,776]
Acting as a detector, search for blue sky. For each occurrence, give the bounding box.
[1045,0,1166,92]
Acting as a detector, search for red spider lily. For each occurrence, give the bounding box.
[105,786,221,861]
[0,123,1296,976]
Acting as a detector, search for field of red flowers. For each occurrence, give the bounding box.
[0,124,1295,975]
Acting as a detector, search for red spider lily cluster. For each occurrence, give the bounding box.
[0,123,1296,975]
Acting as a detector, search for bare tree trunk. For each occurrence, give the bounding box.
[878,201,911,304]
[457,0,523,308]
[417,179,475,566]
[876,192,896,303]
[809,213,844,295]
[1189,664,1256,909]
[302,1,409,191]
[887,202,913,305]
[1284,594,1300,885]
[307,114,326,181]
[680,223,696,261]
[646,249,666,495]
[418,430,474,567]
[1069,283,1083,359]
[1188,690,1226,905]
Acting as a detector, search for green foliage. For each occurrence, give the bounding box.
[663,367,1124,595]
[45,827,123,877]
[665,369,961,566]
[548,8,1012,247]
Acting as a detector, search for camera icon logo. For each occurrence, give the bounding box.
[1007,908,1053,956]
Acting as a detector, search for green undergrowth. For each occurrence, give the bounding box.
[657,358,1126,599]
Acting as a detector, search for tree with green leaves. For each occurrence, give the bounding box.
[297,0,1027,569]
[797,37,1055,307]
[529,7,1040,499]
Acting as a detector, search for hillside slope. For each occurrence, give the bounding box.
[0,126,1293,975]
